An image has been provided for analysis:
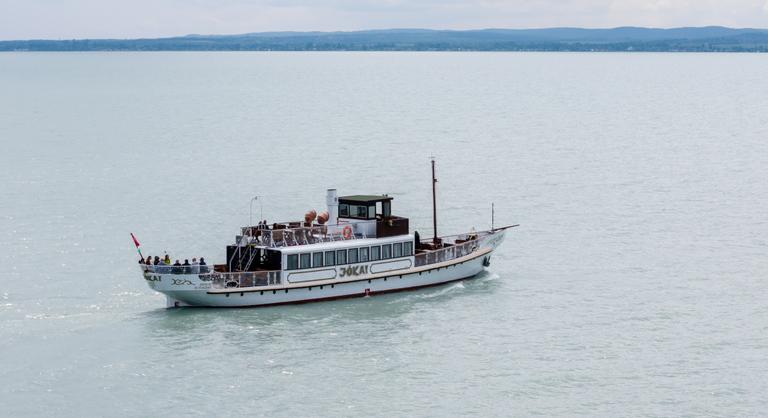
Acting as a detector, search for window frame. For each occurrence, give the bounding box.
[286,254,299,270]
[403,241,413,256]
[381,244,392,259]
[336,249,347,265]
[348,248,359,264]
[299,253,311,269]
[393,242,403,258]
[312,252,324,268]
[353,205,367,218]
[359,247,369,262]
[324,251,336,266]
[370,246,381,261]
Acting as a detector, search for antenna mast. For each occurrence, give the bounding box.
[431,157,438,244]
[491,202,495,230]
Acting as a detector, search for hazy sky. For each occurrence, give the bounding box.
[1,0,767,40]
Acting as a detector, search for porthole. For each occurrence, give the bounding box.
[240,292,244,297]
[226,293,230,297]
[285,289,288,293]
[260,291,264,295]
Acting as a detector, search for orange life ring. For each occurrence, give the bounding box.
[342,225,353,239]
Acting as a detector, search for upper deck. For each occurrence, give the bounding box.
[236,192,409,250]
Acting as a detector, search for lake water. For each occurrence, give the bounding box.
[1,52,766,417]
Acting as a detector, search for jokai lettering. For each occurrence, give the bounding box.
[339,265,369,277]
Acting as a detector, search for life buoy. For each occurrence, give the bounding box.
[342,225,353,239]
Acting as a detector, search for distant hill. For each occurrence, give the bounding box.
[3,27,768,52]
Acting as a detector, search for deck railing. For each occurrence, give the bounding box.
[140,264,213,274]
[240,224,366,248]
[140,264,281,289]
[209,270,282,289]
[414,239,479,267]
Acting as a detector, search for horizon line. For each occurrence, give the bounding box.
[3,25,768,42]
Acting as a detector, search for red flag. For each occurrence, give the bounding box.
[130,233,141,248]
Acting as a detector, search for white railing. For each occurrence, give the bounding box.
[241,224,366,248]
[209,270,282,289]
[140,264,213,274]
[140,263,281,288]
[414,239,479,267]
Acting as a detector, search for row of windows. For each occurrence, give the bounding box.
[286,241,414,270]
[339,204,375,219]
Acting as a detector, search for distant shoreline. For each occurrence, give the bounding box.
[2,27,768,52]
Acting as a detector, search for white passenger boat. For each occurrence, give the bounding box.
[137,162,515,308]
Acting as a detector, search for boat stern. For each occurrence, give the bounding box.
[140,265,214,307]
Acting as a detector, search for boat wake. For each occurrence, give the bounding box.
[387,281,467,304]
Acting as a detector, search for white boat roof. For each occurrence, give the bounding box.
[279,234,414,255]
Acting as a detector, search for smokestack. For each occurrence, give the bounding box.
[326,189,338,226]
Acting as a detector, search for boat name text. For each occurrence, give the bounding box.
[339,265,369,277]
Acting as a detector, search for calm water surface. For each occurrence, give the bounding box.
[0,52,766,417]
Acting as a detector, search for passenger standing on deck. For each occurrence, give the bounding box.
[153,256,160,265]
[199,257,207,273]
[191,258,199,274]
[164,254,171,265]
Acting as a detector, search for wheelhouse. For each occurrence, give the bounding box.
[221,191,411,275]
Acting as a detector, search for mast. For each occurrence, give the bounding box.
[431,158,438,244]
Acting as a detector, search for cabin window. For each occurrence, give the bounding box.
[313,252,324,268]
[370,246,381,261]
[287,254,299,270]
[325,251,336,266]
[359,247,369,262]
[339,204,349,217]
[348,248,359,263]
[336,249,347,265]
[393,242,403,258]
[354,205,368,218]
[382,201,391,217]
[403,241,413,256]
[368,206,376,219]
[300,253,311,269]
[381,244,392,259]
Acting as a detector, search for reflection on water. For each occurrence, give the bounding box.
[135,270,501,351]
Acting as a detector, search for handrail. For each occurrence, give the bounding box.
[414,239,479,267]
[139,263,282,288]
[208,270,282,289]
[248,225,367,248]
[140,264,213,274]
[420,227,506,246]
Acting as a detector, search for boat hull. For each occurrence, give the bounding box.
[141,229,506,308]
